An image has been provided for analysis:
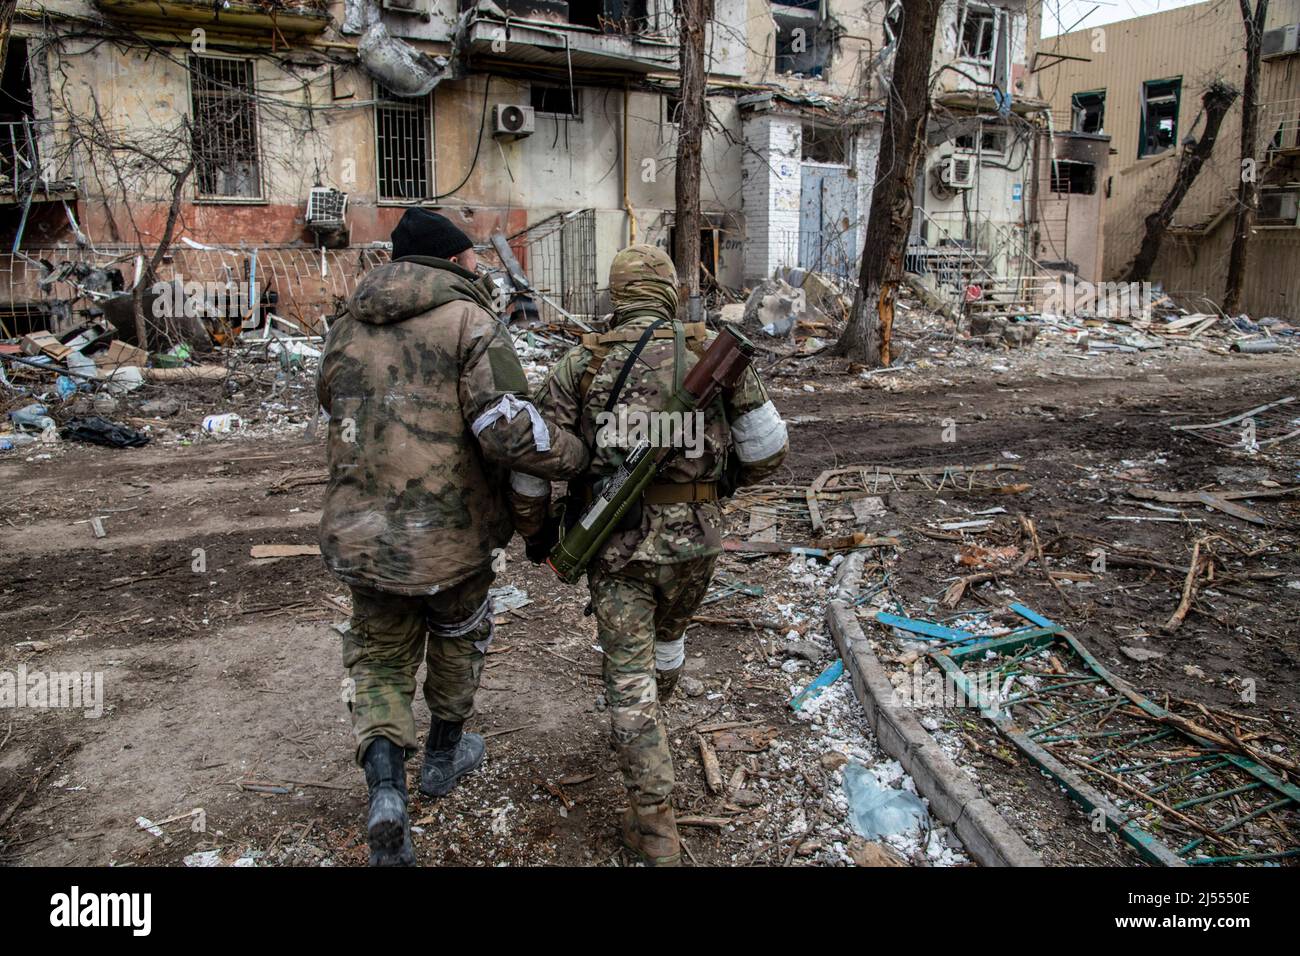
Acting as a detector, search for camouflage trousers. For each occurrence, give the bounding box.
[342,569,495,765]
[589,555,719,807]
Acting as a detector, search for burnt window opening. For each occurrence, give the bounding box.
[1072,90,1106,134]
[1258,188,1299,225]
[802,124,848,165]
[959,6,997,63]
[190,55,262,200]
[0,37,34,122]
[1139,78,1180,158]
[774,10,833,78]
[531,84,581,118]
[565,0,650,31]
[663,94,682,125]
[1051,159,1096,195]
[375,86,432,202]
[954,126,1006,154]
[0,37,37,196]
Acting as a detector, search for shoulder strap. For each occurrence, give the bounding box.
[577,321,706,402]
[604,319,666,414]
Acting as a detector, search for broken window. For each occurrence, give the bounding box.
[954,126,1006,154]
[1139,78,1180,158]
[531,84,581,118]
[663,94,682,126]
[1050,159,1096,195]
[375,86,432,202]
[774,7,832,78]
[1071,90,1105,134]
[959,5,997,63]
[1258,187,1299,225]
[801,124,848,164]
[190,55,262,201]
[0,37,36,196]
[566,0,650,31]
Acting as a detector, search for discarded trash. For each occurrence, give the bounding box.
[183,849,222,867]
[250,544,320,559]
[203,413,243,434]
[10,403,54,432]
[842,762,929,841]
[61,416,150,448]
[489,584,531,614]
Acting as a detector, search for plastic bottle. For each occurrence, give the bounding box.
[202,413,242,434]
[9,403,55,432]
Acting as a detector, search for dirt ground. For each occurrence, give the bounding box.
[1,335,1297,866]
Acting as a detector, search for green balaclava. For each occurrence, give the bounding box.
[608,244,680,326]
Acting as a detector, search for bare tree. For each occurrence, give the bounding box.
[673,0,708,316]
[58,103,199,347]
[835,0,942,366]
[1124,82,1239,282]
[1223,0,1269,315]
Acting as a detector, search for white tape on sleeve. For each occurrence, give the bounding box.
[655,636,686,671]
[510,470,550,497]
[730,401,787,463]
[471,394,551,452]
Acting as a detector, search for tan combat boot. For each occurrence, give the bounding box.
[621,803,682,867]
[655,666,683,703]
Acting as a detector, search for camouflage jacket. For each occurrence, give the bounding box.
[538,314,788,572]
[317,257,588,595]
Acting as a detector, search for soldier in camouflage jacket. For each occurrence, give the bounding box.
[521,244,789,865]
[317,209,588,865]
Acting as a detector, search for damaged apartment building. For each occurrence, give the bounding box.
[0,0,1074,337]
[1043,0,1300,315]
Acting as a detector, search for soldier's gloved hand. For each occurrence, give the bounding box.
[524,533,551,565]
[524,511,561,564]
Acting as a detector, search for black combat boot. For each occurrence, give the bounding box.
[419,717,486,797]
[361,737,415,867]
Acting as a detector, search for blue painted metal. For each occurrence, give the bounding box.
[874,612,979,642]
[789,658,844,711]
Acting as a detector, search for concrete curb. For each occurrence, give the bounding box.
[826,553,1042,867]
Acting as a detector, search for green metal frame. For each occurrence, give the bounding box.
[930,618,1298,867]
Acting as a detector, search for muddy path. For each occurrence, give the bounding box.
[1,346,1296,866]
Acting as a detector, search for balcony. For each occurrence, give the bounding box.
[95,0,331,36]
[459,0,677,74]
[0,121,77,206]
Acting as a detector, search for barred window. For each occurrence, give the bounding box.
[189,55,262,201]
[376,87,433,202]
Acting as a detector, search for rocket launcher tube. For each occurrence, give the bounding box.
[548,325,757,583]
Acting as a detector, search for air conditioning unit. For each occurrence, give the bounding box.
[1259,188,1300,225]
[492,104,535,140]
[941,154,975,189]
[1262,23,1299,58]
[305,187,348,230]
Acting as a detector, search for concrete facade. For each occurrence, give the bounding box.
[1,0,1047,328]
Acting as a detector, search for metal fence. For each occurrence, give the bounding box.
[494,209,598,324]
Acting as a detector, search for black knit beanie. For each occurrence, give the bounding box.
[391,208,473,261]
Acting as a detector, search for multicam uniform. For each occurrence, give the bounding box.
[317,256,588,764]
[531,245,788,863]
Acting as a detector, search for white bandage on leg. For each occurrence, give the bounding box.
[730,400,788,463]
[471,394,551,451]
[655,635,686,672]
[510,470,550,497]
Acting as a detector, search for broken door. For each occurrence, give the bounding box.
[799,163,858,278]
